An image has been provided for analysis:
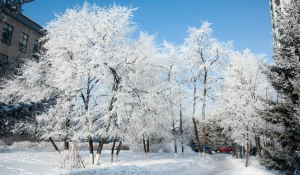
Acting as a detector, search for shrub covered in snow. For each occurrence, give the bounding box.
[151,143,172,153]
[0,140,8,152]
[101,142,129,150]
[129,143,172,153]
[11,141,63,151]
[58,143,85,170]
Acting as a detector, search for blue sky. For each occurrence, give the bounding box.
[23,0,273,60]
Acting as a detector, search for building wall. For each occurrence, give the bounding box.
[0,10,43,78]
[269,0,291,45]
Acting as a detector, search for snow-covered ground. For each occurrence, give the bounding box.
[0,150,277,175]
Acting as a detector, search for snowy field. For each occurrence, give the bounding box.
[0,149,277,175]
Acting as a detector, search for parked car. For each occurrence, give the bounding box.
[214,147,232,153]
[191,144,212,155]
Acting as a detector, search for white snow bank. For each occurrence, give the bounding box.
[55,151,216,175]
[224,155,278,175]
[0,149,278,175]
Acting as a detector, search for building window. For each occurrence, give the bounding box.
[33,39,40,58]
[19,32,28,53]
[1,23,13,45]
[0,53,8,77]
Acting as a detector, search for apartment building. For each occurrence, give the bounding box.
[0,6,44,78]
[269,0,291,45]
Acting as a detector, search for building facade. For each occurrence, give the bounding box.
[269,0,291,45]
[0,7,43,78]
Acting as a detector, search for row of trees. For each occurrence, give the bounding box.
[0,1,299,174]
[1,3,224,165]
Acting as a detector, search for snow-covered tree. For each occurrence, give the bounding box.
[0,99,55,137]
[37,96,73,150]
[208,116,230,149]
[103,32,167,159]
[260,1,300,174]
[160,41,182,158]
[181,21,231,157]
[1,2,177,165]
[35,3,137,164]
[1,55,58,138]
[217,49,271,167]
[1,58,55,104]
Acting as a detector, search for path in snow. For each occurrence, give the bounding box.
[204,153,237,175]
[204,153,277,175]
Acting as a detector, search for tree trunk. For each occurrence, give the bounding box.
[64,138,69,150]
[202,122,206,158]
[235,144,238,159]
[192,117,201,157]
[65,98,71,150]
[171,114,177,158]
[88,136,94,164]
[174,139,177,158]
[192,78,201,157]
[179,91,184,157]
[143,136,147,157]
[255,136,262,157]
[83,73,95,165]
[100,138,105,154]
[94,138,103,165]
[232,142,235,157]
[115,140,122,162]
[239,145,243,159]
[168,61,177,159]
[201,70,208,158]
[146,139,150,158]
[245,126,250,167]
[49,137,61,157]
[111,138,116,162]
[64,117,70,150]
[245,141,250,167]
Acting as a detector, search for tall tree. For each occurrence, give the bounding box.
[161,41,183,158]
[181,21,231,157]
[37,3,136,165]
[102,32,166,160]
[260,1,300,174]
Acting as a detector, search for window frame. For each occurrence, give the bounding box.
[19,32,29,53]
[33,39,40,58]
[1,23,13,45]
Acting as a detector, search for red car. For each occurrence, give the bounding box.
[215,147,232,153]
